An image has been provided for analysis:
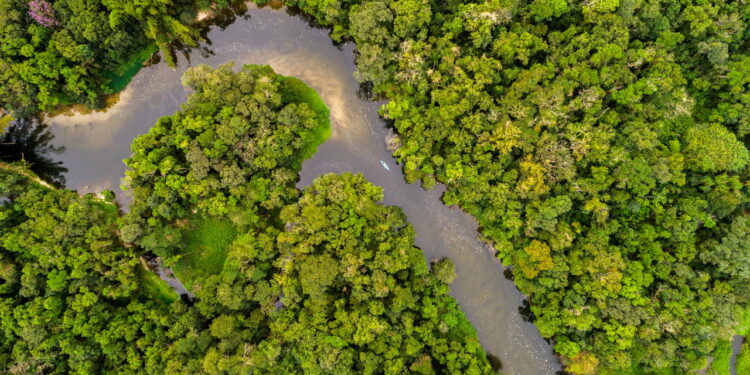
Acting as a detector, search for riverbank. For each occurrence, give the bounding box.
[45,8,560,373]
[0,161,54,190]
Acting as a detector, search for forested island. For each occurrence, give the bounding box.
[2,0,750,374]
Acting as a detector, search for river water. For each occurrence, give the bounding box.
[46,5,559,374]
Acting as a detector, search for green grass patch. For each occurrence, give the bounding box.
[736,303,750,336]
[738,342,750,375]
[173,215,238,288]
[105,43,158,93]
[279,76,331,170]
[137,265,179,304]
[708,339,732,375]
[90,198,118,219]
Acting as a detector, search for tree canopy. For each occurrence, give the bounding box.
[278,0,750,372]
[0,0,212,115]
[118,65,493,374]
[0,166,207,374]
[3,0,750,372]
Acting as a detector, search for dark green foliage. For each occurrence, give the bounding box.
[0,0,205,115]
[0,117,67,187]
[706,339,731,375]
[104,43,159,92]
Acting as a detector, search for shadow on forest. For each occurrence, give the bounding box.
[0,118,67,187]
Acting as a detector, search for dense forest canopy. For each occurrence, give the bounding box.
[0,0,217,115]
[119,65,495,374]
[2,0,750,373]
[2,157,493,373]
[276,0,750,372]
[0,166,206,373]
[193,172,494,374]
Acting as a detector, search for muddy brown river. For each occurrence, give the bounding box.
[46,5,560,374]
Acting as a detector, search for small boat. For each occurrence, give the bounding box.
[380,160,391,171]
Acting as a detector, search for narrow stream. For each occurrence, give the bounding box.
[46,6,559,374]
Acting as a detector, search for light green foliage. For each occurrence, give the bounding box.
[707,340,731,375]
[174,215,237,289]
[685,123,750,172]
[279,76,332,169]
[528,0,569,21]
[0,166,203,373]
[0,114,12,133]
[738,342,750,375]
[432,257,457,284]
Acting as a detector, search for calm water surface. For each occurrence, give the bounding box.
[47,6,560,374]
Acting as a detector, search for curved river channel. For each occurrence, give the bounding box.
[46,5,560,374]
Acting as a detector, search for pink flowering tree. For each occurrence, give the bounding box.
[28,0,59,27]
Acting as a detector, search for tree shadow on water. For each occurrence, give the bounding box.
[518,299,535,323]
[172,1,253,64]
[486,352,503,372]
[0,118,67,187]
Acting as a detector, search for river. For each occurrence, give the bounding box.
[45,5,560,374]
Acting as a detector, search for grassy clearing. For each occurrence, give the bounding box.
[173,215,238,288]
[279,76,331,170]
[137,265,179,304]
[105,43,158,93]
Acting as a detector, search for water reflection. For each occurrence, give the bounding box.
[173,2,253,64]
[486,352,503,372]
[518,299,535,323]
[0,118,67,187]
